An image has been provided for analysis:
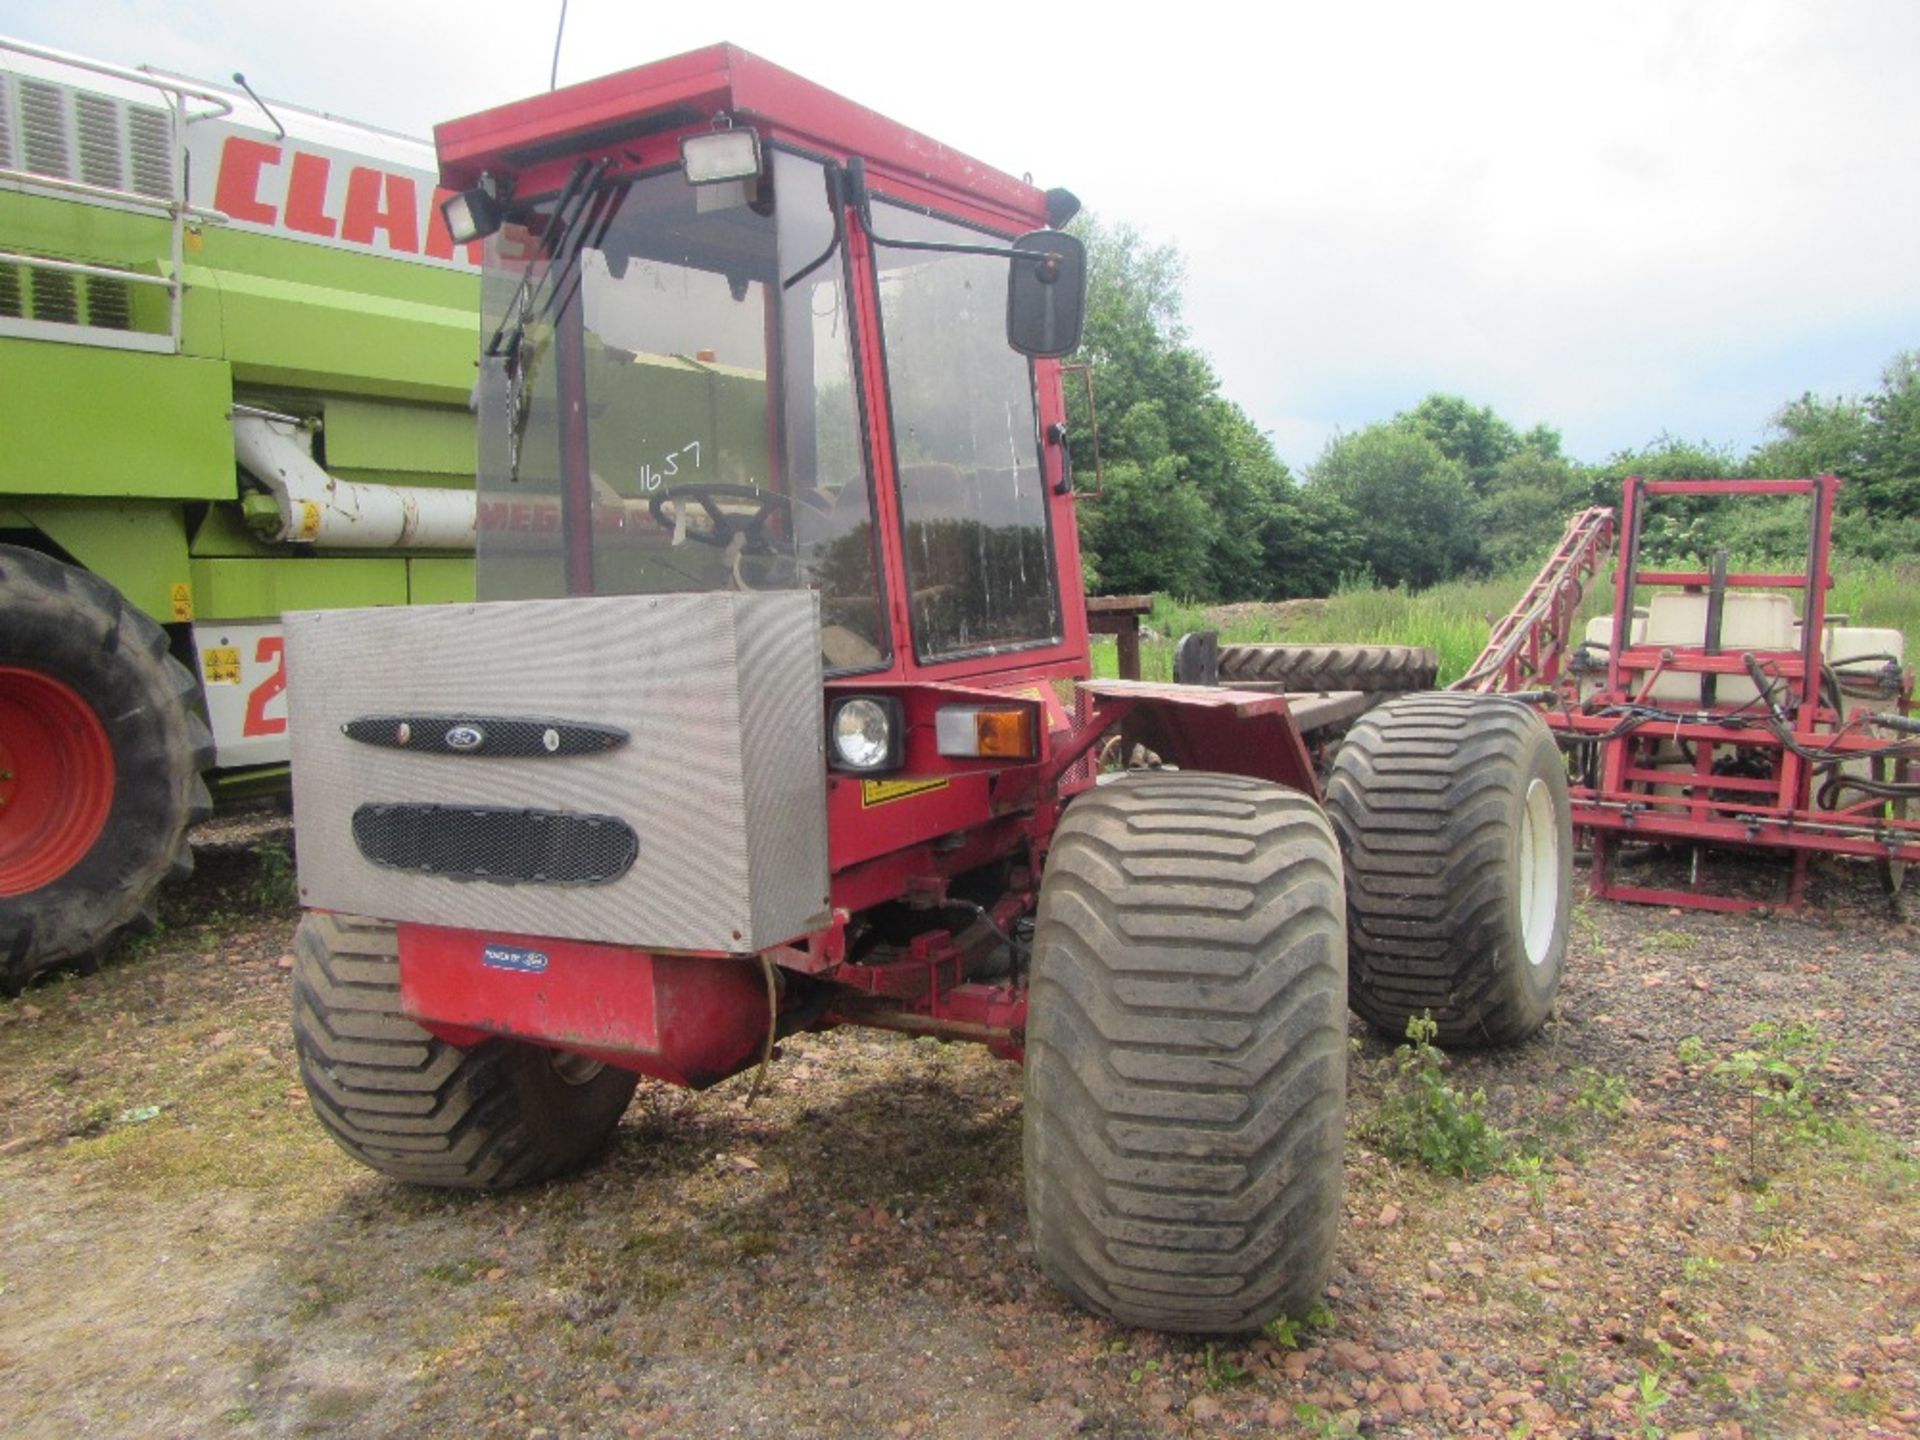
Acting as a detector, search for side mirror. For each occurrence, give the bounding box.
[1006,230,1086,359]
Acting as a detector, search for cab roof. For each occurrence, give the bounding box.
[436,43,1046,233]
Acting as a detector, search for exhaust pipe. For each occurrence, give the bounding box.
[233,410,476,551]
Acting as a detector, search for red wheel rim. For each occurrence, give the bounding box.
[0,667,115,896]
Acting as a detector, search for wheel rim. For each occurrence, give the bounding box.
[1517,777,1560,967]
[548,1050,606,1086]
[0,667,115,897]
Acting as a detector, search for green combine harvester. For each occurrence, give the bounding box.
[0,36,491,989]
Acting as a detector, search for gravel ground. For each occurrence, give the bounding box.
[0,837,1913,1440]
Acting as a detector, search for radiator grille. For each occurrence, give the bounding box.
[73,90,123,189]
[126,105,171,198]
[2,72,175,197]
[28,268,78,324]
[352,804,639,886]
[86,275,131,329]
[19,79,68,178]
[0,261,137,328]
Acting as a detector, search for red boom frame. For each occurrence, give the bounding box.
[1516,476,1918,912]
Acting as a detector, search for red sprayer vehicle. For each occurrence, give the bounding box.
[284,45,1572,1334]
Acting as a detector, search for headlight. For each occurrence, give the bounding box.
[829,696,902,773]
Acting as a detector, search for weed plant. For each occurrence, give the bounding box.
[1366,1015,1506,1179]
[1262,1299,1337,1349]
[250,841,298,911]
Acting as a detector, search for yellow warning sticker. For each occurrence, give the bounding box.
[860,777,950,808]
[202,646,242,685]
[169,582,194,621]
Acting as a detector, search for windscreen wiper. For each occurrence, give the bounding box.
[485,157,610,361]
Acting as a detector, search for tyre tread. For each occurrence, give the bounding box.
[1324,693,1569,1046]
[1025,772,1346,1333]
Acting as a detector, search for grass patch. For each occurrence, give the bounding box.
[1829,557,1920,645]
[1640,928,1699,953]
[290,1274,354,1323]
[1088,555,1911,685]
[421,1256,493,1287]
[55,1048,332,1195]
[0,917,338,1199]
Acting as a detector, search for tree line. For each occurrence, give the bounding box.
[1066,219,1920,599]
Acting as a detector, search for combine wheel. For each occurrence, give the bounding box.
[292,912,638,1188]
[1216,643,1438,694]
[0,545,212,994]
[1325,693,1570,1047]
[1024,772,1347,1333]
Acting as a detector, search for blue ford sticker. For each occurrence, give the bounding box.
[445,724,486,751]
[481,944,549,973]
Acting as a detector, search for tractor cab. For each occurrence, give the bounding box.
[280,44,1571,1341]
[436,45,1089,687]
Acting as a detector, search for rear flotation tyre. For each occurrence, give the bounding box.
[0,545,212,994]
[1324,693,1570,1047]
[1216,643,1438,694]
[292,911,639,1189]
[1024,771,1347,1334]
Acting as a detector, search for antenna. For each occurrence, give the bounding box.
[550,0,570,91]
[231,72,286,141]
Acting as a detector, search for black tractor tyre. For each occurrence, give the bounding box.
[0,545,212,994]
[1024,772,1348,1334]
[1324,693,1571,1047]
[1216,643,1438,694]
[292,911,639,1189]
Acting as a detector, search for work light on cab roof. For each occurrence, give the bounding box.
[438,178,503,246]
[680,123,762,185]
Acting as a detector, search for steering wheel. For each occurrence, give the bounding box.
[649,484,791,552]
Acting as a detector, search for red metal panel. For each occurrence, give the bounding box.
[830,812,1039,914]
[1642,479,1819,497]
[1591,879,1777,915]
[825,768,996,870]
[438,44,737,183]
[1635,570,1814,589]
[1611,648,1809,678]
[1076,682,1319,797]
[437,43,1046,231]
[397,924,770,1088]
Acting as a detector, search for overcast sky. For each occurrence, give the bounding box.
[7,1,1917,472]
